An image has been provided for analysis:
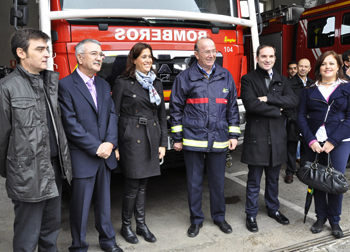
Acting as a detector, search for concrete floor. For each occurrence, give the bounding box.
[1,145,350,251]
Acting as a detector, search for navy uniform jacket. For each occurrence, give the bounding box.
[169,61,240,153]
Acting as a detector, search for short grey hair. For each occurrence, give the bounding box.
[75,39,101,59]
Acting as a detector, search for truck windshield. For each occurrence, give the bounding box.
[61,0,237,17]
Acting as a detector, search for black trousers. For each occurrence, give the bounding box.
[286,140,307,176]
[12,158,62,252]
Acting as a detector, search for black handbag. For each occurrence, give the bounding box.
[296,152,348,195]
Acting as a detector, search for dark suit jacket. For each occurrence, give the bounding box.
[58,70,118,178]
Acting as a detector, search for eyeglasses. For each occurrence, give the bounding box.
[199,50,218,56]
[81,51,105,59]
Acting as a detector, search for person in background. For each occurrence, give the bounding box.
[342,50,350,81]
[112,42,167,244]
[298,50,350,239]
[170,37,240,238]
[241,44,297,233]
[287,61,298,79]
[284,58,313,184]
[58,39,122,252]
[0,28,72,251]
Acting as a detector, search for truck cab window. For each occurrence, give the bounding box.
[341,13,350,45]
[307,17,335,48]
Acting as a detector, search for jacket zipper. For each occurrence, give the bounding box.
[310,98,335,122]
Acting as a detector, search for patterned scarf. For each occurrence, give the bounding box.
[135,69,161,105]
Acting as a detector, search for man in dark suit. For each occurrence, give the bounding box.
[241,44,297,233]
[58,39,122,252]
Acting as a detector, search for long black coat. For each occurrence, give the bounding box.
[284,74,313,141]
[240,65,298,167]
[112,76,168,179]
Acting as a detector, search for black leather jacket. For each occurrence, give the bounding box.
[0,65,72,202]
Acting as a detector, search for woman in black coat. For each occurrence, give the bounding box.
[112,43,167,244]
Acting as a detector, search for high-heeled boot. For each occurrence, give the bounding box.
[120,187,139,244]
[134,186,156,243]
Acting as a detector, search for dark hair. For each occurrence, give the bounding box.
[314,50,346,83]
[194,37,214,52]
[342,49,350,63]
[121,42,156,78]
[10,28,50,64]
[256,44,276,57]
[288,61,298,68]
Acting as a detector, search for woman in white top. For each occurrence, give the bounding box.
[298,51,350,238]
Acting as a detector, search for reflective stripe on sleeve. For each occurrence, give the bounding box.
[171,125,183,133]
[186,98,209,104]
[229,126,241,133]
[213,141,229,149]
[183,139,208,147]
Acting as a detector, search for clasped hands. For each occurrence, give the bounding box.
[310,141,334,154]
[96,142,114,159]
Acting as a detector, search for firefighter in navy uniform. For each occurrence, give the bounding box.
[169,37,240,238]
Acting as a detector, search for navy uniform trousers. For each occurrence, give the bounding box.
[12,158,61,252]
[305,141,350,224]
[245,163,281,218]
[183,150,226,225]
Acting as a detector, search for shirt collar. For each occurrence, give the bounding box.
[76,67,95,84]
[197,62,216,78]
[268,69,273,79]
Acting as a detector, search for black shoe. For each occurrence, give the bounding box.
[268,211,289,225]
[310,218,327,234]
[136,225,157,243]
[284,175,293,184]
[187,223,203,237]
[246,216,258,232]
[213,220,232,234]
[101,245,123,252]
[330,223,344,238]
[120,226,139,244]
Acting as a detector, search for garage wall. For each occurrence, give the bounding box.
[0,1,39,67]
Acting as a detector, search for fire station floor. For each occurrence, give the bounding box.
[1,144,350,251]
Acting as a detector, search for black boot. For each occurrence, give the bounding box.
[120,187,139,244]
[134,186,156,243]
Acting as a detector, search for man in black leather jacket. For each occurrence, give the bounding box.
[0,28,72,251]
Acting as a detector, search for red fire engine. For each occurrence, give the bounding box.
[10,0,260,168]
[245,0,350,79]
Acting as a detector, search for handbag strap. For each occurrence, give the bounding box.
[327,152,332,167]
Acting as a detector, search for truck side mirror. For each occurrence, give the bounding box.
[10,6,29,27]
[10,0,29,30]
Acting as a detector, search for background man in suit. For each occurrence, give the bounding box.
[342,50,350,81]
[0,28,72,251]
[287,61,298,79]
[284,58,313,184]
[58,39,122,252]
[241,44,297,233]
